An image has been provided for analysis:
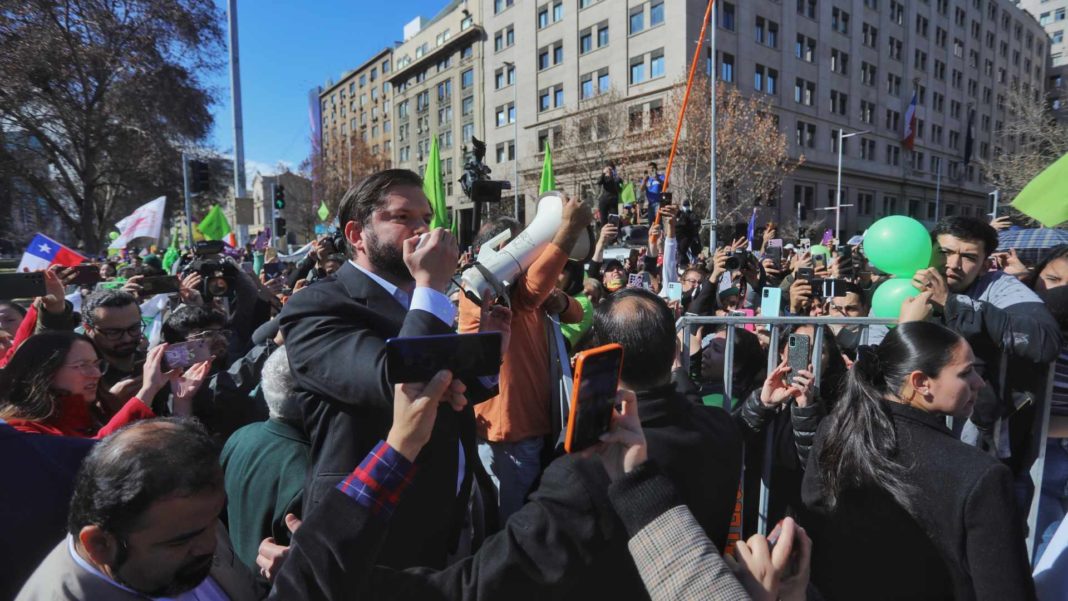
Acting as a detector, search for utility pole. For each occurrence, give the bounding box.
[835,128,870,243]
[227,0,247,199]
[270,181,279,251]
[708,6,718,251]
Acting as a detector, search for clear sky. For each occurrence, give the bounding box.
[206,0,448,182]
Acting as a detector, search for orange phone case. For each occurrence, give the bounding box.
[564,343,624,454]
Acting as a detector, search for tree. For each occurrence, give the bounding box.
[663,75,801,229]
[0,0,223,253]
[979,84,1068,219]
[303,131,388,223]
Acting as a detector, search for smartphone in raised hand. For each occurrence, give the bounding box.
[0,272,47,300]
[786,334,811,386]
[565,344,624,453]
[385,332,502,384]
[162,339,213,371]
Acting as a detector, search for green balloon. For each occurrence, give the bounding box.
[863,215,932,277]
[870,278,921,319]
[108,231,120,240]
[809,244,830,257]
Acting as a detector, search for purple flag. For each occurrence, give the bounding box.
[821,228,834,246]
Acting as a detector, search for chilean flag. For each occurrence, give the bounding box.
[17,233,87,272]
[902,90,918,151]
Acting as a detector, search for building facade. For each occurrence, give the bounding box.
[249,172,314,247]
[478,0,1048,237]
[386,0,486,237]
[319,47,395,192]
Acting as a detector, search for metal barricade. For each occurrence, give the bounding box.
[675,314,1056,565]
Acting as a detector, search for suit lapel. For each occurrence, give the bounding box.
[336,261,408,325]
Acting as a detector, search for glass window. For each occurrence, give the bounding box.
[540,90,551,111]
[630,60,646,84]
[582,76,594,99]
[630,10,645,34]
[461,69,474,89]
[553,1,563,21]
[598,71,610,92]
[650,2,664,26]
[598,26,609,46]
[650,53,665,78]
[554,87,564,107]
[581,32,593,53]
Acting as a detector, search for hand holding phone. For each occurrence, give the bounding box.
[162,339,213,371]
[565,344,624,453]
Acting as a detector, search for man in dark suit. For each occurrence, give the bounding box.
[0,420,94,600]
[278,169,498,569]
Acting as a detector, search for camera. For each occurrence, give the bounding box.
[183,257,239,300]
[724,249,751,271]
[459,137,512,204]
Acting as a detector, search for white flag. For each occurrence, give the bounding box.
[110,196,166,249]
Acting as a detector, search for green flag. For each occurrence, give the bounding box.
[1011,152,1068,227]
[162,242,180,273]
[197,205,232,241]
[539,141,556,194]
[317,201,330,222]
[620,182,636,206]
[423,137,450,230]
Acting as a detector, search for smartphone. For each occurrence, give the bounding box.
[96,280,126,291]
[385,332,502,384]
[626,273,644,289]
[729,308,756,332]
[765,245,783,270]
[162,339,212,371]
[839,245,855,278]
[607,213,620,227]
[812,253,828,271]
[0,272,47,300]
[564,343,624,454]
[666,282,683,301]
[660,192,673,206]
[69,265,103,287]
[262,263,284,279]
[761,287,783,317]
[786,333,811,385]
[139,275,182,295]
[796,267,815,282]
[800,238,812,252]
[628,248,640,268]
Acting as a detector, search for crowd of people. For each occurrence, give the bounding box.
[1,164,1066,600]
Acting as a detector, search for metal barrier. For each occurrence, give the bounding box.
[674,314,1055,565]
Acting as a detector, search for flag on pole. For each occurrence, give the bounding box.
[620,182,636,206]
[1011,152,1068,227]
[423,137,451,230]
[317,201,330,222]
[18,233,86,272]
[109,196,167,250]
[162,240,180,273]
[746,208,757,251]
[197,205,232,241]
[539,141,556,194]
[902,89,918,151]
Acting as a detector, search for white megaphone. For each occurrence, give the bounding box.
[461,191,593,305]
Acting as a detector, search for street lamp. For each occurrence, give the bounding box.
[835,128,871,243]
[503,61,519,219]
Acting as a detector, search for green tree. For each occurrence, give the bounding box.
[0,0,224,252]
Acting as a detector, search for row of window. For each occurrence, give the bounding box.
[795,183,983,221]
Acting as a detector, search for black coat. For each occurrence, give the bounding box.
[801,402,1035,601]
[278,262,495,569]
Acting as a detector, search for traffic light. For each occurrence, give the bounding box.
[190,160,211,194]
[274,185,286,210]
[277,218,287,237]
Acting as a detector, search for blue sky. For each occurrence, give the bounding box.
[206,0,447,182]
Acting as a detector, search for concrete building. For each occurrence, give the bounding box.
[319,47,395,190]
[386,0,486,238]
[249,172,314,247]
[1020,0,1066,66]
[480,0,1049,236]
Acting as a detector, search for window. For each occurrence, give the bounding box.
[461,69,473,89]
[885,144,901,166]
[580,31,593,53]
[754,64,778,94]
[721,3,736,31]
[462,123,475,143]
[861,62,876,85]
[630,8,644,34]
[796,35,816,62]
[915,14,928,37]
[832,7,850,33]
[857,192,874,215]
[598,70,610,93]
[794,78,815,105]
[650,50,665,78]
[830,90,848,114]
[651,2,664,26]
[831,130,849,154]
[719,53,735,83]
[553,1,563,21]
[914,49,928,71]
[598,25,610,46]
[888,37,902,61]
[631,58,647,84]
[862,22,878,47]
[497,103,515,125]
[831,49,849,74]
[755,17,779,47]
[581,74,595,99]
[889,0,904,25]
[766,68,779,94]
[553,43,564,64]
[796,120,816,147]
[462,96,474,116]
[860,100,875,123]
[885,109,901,131]
[886,73,901,96]
[798,0,817,19]
[538,7,549,28]
[539,49,550,70]
[494,0,513,13]
[554,85,564,108]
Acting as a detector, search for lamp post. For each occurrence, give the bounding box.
[503,61,519,219]
[835,128,870,243]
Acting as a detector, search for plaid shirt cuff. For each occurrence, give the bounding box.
[337,441,417,518]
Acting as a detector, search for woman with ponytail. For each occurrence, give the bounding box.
[801,321,1034,601]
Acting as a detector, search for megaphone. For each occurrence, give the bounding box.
[461,191,593,305]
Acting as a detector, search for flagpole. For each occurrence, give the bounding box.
[182,152,194,248]
[708,0,718,252]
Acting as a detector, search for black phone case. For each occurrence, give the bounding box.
[0,272,47,300]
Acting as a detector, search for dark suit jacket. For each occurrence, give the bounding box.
[566,382,743,600]
[0,422,95,600]
[278,262,493,569]
[801,402,1035,601]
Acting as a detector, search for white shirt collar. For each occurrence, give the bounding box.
[349,260,409,307]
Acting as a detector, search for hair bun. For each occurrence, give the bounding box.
[855,345,883,381]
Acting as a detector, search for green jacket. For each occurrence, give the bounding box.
[561,293,594,347]
[220,418,310,570]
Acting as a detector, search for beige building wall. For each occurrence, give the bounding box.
[480,0,1048,237]
[320,47,395,186]
[387,0,487,236]
[250,172,314,246]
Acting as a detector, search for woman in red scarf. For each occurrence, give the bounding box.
[0,331,209,438]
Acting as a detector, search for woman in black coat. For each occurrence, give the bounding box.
[801,321,1035,600]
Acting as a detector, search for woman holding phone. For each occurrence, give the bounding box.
[0,331,208,438]
[801,322,1034,600]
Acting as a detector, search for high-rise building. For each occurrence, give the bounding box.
[387,0,486,236]
[319,47,395,191]
[481,0,1049,235]
[1018,0,1068,120]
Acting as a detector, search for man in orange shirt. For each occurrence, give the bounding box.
[459,197,592,519]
